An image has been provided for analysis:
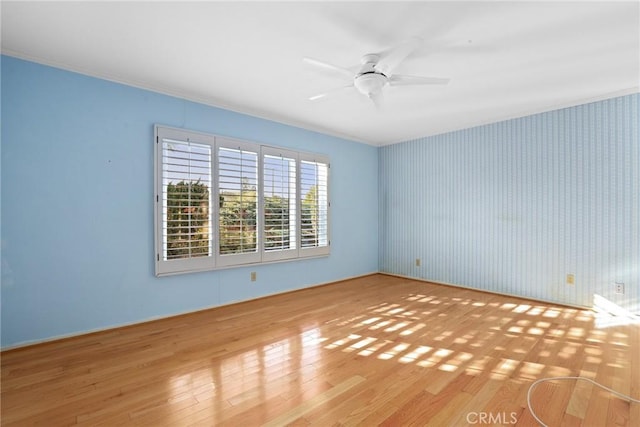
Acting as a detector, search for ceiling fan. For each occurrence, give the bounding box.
[304,37,450,108]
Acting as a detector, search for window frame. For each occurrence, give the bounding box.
[154,125,330,276]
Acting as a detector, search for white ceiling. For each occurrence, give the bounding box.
[2,1,639,146]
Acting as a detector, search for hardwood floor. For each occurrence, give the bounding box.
[2,274,638,426]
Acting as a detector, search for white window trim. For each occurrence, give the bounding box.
[154,125,330,276]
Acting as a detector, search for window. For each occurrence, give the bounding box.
[154,126,330,276]
[155,127,214,276]
[300,157,330,256]
[217,139,260,267]
[263,147,297,262]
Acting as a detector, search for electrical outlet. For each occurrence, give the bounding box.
[250,272,257,282]
[615,282,624,295]
[566,274,575,285]
[415,258,421,267]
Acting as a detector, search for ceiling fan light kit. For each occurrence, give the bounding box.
[354,73,389,98]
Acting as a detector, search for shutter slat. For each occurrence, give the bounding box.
[161,139,213,261]
[264,153,297,252]
[218,146,258,255]
[300,160,329,249]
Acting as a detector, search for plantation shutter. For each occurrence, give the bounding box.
[155,126,214,276]
[155,126,330,276]
[217,138,260,266]
[262,147,298,261]
[300,155,330,256]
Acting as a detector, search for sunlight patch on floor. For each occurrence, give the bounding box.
[593,294,640,329]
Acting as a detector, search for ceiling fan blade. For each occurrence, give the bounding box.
[374,37,423,76]
[369,91,384,110]
[308,84,354,101]
[303,57,353,79]
[389,74,450,86]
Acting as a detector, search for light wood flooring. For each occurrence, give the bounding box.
[2,274,639,426]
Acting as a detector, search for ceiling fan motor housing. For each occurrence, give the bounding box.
[355,54,388,97]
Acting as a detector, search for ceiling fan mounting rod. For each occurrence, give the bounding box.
[361,53,380,65]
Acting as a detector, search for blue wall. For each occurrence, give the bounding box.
[0,56,379,348]
[380,93,639,313]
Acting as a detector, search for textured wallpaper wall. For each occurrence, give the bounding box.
[379,93,639,313]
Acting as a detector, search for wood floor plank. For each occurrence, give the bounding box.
[445,378,505,426]
[261,375,366,427]
[305,356,422,425]
[1,274,638,426]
